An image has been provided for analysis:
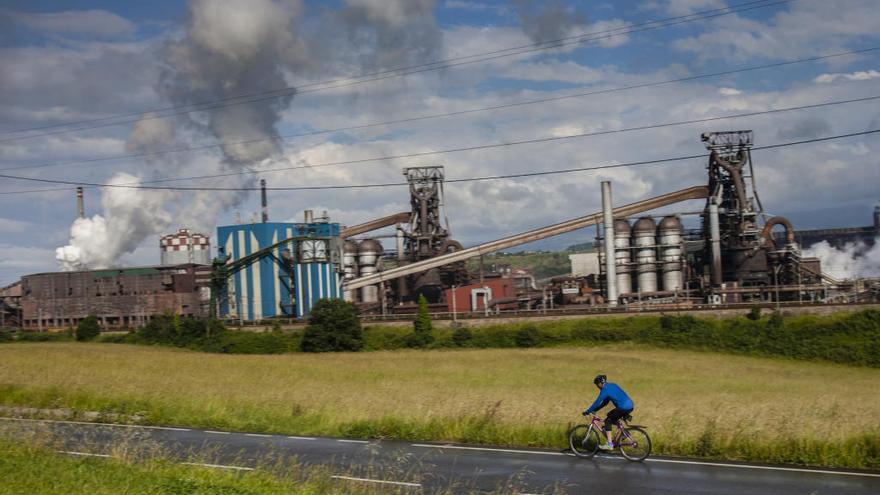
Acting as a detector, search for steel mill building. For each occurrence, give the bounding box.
[215,213,343,321]
[19,264,212,330]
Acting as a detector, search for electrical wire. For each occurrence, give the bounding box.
[0,0,793,143]
[3,45,874,174]
[12,93,876,189]
[1,128,876,194]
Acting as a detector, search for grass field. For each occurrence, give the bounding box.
[0,438,431,495]
[0,343,878,469]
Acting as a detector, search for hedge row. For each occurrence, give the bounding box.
[371,309,879,367]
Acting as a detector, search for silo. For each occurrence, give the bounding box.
[357,239,382,303]
[632,217,657,293]
[658,216,683,291]
[160,229,211,266]
[342,240,359,301]
[613,219,633,294]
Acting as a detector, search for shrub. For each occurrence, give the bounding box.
[0,328,12,343]
[514,324,541,348]
[406,295,435,348]
[451,326,473,347]
[75,315,101,341]
[300,299,363,352]
[747,306,762,321]
[16,331,72,342]
[219,331,291,354]
[138,313,226,348]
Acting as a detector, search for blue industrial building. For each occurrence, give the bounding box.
[216,221,342,320]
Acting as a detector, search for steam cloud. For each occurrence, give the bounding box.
[803,238,880,280]
[55,174,173,270]
[55,0,444,270]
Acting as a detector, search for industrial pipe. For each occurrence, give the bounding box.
[709,192,722,286]
[760,216,796,246]
[340,212,410,239]
[260,179,268,223]
[345,185,710,291]
[601,181,618,307]
[76,187,85,219]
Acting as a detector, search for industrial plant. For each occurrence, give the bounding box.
[2,131,877,329]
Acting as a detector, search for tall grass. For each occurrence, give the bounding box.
[0,437,425,495]
[0,343,878,468]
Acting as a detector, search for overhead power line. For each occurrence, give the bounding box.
[0,0,792,143]
[1,128,876,194]
[3,45,874,174]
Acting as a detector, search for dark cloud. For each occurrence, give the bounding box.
[513,0,587,44]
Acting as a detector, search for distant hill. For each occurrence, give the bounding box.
[466,250,586,281]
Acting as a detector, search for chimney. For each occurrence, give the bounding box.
[260,179,268,223]
[76,187,85,219]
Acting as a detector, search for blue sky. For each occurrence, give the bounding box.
[1,0,879,283]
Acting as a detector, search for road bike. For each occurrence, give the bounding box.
[568,413,652,461]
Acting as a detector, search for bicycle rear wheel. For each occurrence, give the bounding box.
[569,424,602,458]
[618,426,651,461]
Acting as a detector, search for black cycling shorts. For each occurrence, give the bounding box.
[604,407,633,431]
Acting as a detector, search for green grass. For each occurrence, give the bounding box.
[0,343,878,469]
[0,438,347,495]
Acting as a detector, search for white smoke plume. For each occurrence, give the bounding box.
[803,238,880,280]
[55,0,444,270]
[55,173,173,270]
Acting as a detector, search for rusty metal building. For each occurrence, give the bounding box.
[19,264,211,330]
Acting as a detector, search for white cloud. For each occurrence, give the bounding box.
[814,70,880,84]
[718,87,742,96]
[673,0,880,61]
[11,9,137,39]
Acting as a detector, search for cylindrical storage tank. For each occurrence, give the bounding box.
[357,239,381,267]
[613,219,632,294]
[358,239,382,304]
[359,265,379,303]
[342,241,359,280]
[632,217,657,293]
[658,216,683,291]
[160,229,211,266]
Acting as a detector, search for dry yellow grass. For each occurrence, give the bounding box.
[1,343,878,466]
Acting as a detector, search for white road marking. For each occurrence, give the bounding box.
[244,433,272,438]
[182,462,255,471]
[57,450,111,458]
[331,475,421,488]
[205,430,230,435]
[12,417,879,479]
[0,417,189,431]
[646,458,880,478]
[412,444,564,456]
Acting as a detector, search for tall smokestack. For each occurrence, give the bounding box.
[76,187,85,219]
[260,179,268,223]
[601,181,618,307]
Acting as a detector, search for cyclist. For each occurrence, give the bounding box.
[583,374,634,450]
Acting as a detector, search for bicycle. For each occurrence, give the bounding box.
[568,413,652,461]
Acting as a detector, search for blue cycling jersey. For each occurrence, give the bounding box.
[586,382,634,413]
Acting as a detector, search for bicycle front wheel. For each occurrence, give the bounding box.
[569,424,602,458]
[618,426,652,461]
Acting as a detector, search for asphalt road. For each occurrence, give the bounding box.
[2,417,879,494]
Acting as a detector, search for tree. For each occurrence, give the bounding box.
[405,295,434,348]
[75,315,101,341]
[300,299,363,352]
